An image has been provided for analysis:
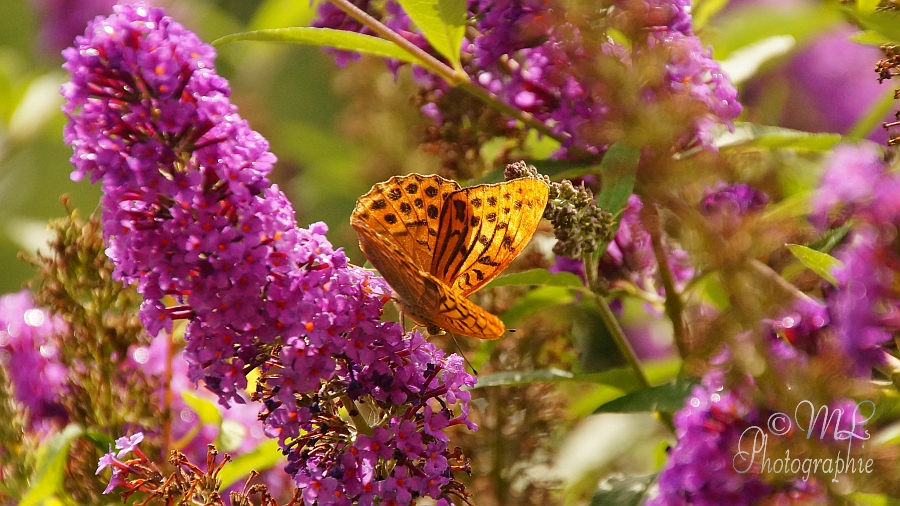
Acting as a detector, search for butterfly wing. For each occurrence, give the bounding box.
[430,177,549,296]
[354,222,505,340]
[351,174,460,269]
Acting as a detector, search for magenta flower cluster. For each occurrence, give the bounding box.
[0,291,67,429]
[313,0,740,153]
[812,144,900,376]
[63,5,475,503]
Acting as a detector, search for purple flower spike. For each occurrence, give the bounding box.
[62,5,477,502]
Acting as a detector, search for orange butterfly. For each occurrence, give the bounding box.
[350,173,549,339]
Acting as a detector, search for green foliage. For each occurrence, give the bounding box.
[214,28,421,64]
[785,244,842,285]
[593,377,698,414]
[397,0,466,69]
[20,424,85,506]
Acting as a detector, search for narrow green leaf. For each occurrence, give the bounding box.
[806,223,852,254]
[486,268,584,289]
[590,474,656,506]
[596,144,639,215]
[594,377,697,414]
[719,35,795,85]
[474,368,575,388]
[849,30,895,46]
[716,122,842,152]
[848,89,896,141]
[213,28,421,65]
[182,390,224,427]
[397,0,465,68]
[499,285,575,327]
[20,424,85,506]
[217,439,286,489]
[857,0,882,14]
[785,244,843,285]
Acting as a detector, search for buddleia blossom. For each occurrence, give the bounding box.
[0,291,66,429]
[62,5,476,502]
[596,195,694,294]
[810,144,900,376]
[650,371,772,506]
[313,0,740,157]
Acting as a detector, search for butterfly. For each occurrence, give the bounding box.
[350,173,549,339]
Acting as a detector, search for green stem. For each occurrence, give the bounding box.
[641,203,688,358]
[327,0,568,144]
[584,255,674,432]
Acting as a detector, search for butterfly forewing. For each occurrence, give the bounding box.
[351,174,460,269]
[430,178,549,296]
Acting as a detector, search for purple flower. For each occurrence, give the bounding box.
[811,143,885,228]
[313,0,741,155]
[114,432,145,458]
[0,291,67,428]
[62,6,477,502]
[700,182,769,218]
[598,195,694,294]
[650,372,771,506]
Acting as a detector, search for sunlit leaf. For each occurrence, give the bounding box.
[213,28,421,65]
[785,244,842,285]
[719,35,795,85]
[716,122,842,152]
[397,0,465,68]
[20,424,85,506]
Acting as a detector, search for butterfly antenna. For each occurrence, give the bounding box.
[449,332,477,375]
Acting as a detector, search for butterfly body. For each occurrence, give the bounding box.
[351,173,549,339]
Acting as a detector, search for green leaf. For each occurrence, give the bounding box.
[397,0,466,68]
[486,268,584,289]
[857,0,882,14]
[719,35,795,85]
[710,4,842,60]
[594,377,697,414]
[589,474,655,506]
[716,122,842,152]
[806,223,852,254]
[785,244,843,285]
[849,30,895,46]
[217,439,286,490]
[474,368,576,388]
[596,143,639,215]
[212,28,421,65]
[499,285,575,327]
[474,367,663,390]
[20,424,85,506]
[181,390,224,427]
[858,10,900,45]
